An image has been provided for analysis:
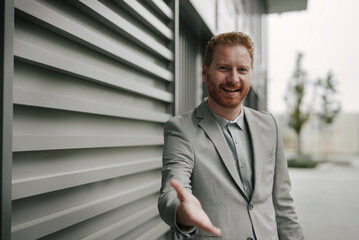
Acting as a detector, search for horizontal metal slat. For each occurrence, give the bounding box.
[81,205,158,240]
[13,87,172,123]
[14,0,173,82]
[120,0,173,40]
[146,0,173,20]
[13,135,163,152]
[12,179,160,240]
[12,157,161,200]
[14,39,173,102]
[12,146,162,180]
[30,194,159,240]
[74,0,172,60]
[132,218,170,240]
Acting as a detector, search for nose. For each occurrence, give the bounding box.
[227,69,239,84]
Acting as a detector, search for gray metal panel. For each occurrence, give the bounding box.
[1,0,14,239]
[12,0,172,239]
[173,0,180,116]
[15,0,173,82]
[177,20,202,114]
[119,0,173,41]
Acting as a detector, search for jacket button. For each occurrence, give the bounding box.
[247,238,253,240]
[248,204,253,210]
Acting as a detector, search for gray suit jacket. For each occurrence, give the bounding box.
[158,100,304,240]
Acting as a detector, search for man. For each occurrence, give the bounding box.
[158,32,304,240]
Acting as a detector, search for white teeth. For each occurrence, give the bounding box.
[223,88,238,92]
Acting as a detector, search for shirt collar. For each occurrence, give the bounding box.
[205,100,245,131]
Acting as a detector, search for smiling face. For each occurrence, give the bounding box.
[202,44,252,116]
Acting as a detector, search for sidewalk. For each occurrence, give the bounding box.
[289,157,359,240]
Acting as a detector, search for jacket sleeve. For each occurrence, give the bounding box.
[157,117,196,235]
[270,114,305,240]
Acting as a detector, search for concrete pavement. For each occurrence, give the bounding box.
[289,157,359,240]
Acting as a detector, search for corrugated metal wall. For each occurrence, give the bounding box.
[178,20,202,115]
[12,0,173,239]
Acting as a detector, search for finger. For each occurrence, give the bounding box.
[170,179,186,201]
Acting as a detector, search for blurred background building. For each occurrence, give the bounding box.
[1,0,306,239]
[275,112,359,158]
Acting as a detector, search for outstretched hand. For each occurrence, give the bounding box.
[170,179,221,236]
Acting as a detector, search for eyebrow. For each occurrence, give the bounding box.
[238,65,250,69]
[215,63,250,69]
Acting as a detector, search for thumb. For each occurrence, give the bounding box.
[199,221,222,237]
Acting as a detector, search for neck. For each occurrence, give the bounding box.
[207,98,242,121]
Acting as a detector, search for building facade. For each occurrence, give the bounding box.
[1,0,306,239]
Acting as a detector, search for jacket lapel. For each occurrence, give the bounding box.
[243,107,264,200]
[195,101,245,193]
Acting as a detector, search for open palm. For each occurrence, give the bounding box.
[171,179,221,236]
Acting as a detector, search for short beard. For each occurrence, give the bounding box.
[210,90,240,109]
[206,81,247,109]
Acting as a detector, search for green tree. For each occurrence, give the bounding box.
[315,71,341,126]
[284,52,310,156]
[315,71,341,156]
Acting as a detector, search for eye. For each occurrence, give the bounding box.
[238,68,248,73]
[218,66,230,72]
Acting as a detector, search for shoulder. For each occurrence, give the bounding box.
[164,109,197,133]
[244,107,279,133]
[244,107,276,122]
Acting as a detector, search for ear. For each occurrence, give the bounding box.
[202,64,208,83]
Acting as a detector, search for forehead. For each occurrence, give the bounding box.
[212,44,251,65]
